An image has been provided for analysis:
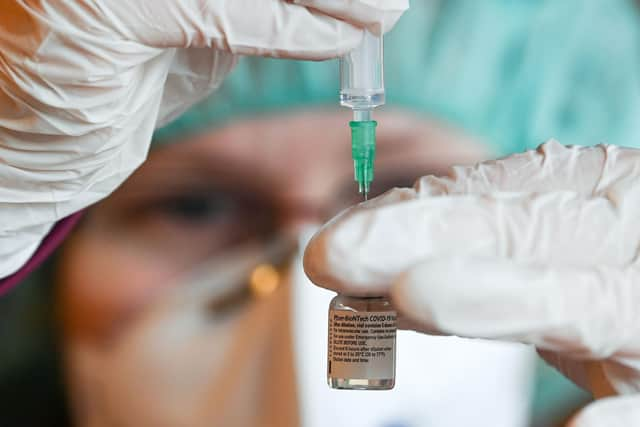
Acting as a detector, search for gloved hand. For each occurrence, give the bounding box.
[304,140,640,426]
[0,0,408,279]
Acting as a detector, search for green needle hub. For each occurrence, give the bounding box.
[350,120,377,197]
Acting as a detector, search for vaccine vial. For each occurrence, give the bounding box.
[327,295,397,390]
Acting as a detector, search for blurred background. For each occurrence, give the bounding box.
[2,0,639,425]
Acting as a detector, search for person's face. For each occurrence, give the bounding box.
[57,108,487,345]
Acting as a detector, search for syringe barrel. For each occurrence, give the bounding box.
[340,31,385,110]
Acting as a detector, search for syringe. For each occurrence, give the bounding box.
[340,31,385,200]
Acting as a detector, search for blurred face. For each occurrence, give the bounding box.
[55,109,487,425]
[57,109,486,343]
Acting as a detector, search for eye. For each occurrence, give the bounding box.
[105,187,278,259]
[158,194,230,223]
[144,191,277,244]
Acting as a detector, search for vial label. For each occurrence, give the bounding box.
[327,310,397,380]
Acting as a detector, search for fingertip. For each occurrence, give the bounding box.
[292,0,409,35]
[270,13,363,60]
[303,188,417,294]
[392,257,551,339]
[568,396,640,427]
[301,23,363,60]
[302,227,330,287]
[302,208,363,294]
[362,187,416,207]
[391,258,466,334]
[302,210,386,296]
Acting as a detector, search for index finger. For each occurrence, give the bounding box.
[415,141,614,197]
[303,187,629,295]
[98,0,363,59]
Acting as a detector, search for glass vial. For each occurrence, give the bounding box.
[327,295,397,390]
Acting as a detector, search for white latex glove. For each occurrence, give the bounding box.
[304,140,640,426]
[0,0,409,279]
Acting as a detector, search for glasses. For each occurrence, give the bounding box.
[171,235,300,318]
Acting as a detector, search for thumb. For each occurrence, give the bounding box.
[293,0,409,34]
[98,0,362,58]
[391,257,640,359]
[567,395,640,427]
